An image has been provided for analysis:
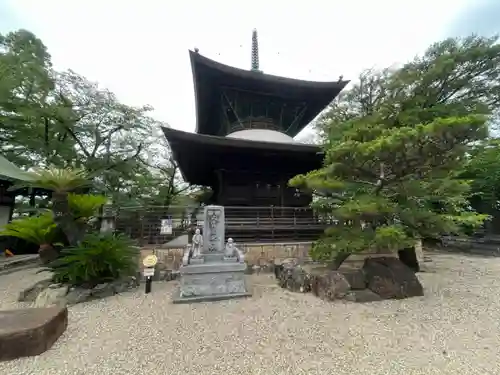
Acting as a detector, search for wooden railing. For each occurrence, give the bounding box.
[114,205,330,244]
[224,206,330,229]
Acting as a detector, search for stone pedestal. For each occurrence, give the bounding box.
[173,262,250,303]
[173,205,251,304]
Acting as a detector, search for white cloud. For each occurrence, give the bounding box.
[6,0,471,136]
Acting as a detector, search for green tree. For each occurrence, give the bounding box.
[1,29,190,210]
[460,139,500,213]
[0,29,56,167]
[292,35,499,262]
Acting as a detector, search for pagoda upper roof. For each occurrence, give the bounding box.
[162,127,322,186]
[190,50,349,137]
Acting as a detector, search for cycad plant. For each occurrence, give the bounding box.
[14,166,91,193]
[10,166,92,246]
[68,193,107,222]
[0,213,59,263]
[47,232,139,287]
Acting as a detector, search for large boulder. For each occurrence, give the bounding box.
[275,259,312,293]
[310,271,350,301]
[288,265,312,293]
[363,257,424,299]
[397,247,420,272]
[273,258,299,280]
[0,307,68,361]
[277,264,312,293]
[339,269,367,290]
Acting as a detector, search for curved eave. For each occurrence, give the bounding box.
[189,50,349,137]
[162,127,322,185]
[0,154,35,182]
[163,126,321,152]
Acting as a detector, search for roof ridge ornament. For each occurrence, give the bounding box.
[251,29,262,73]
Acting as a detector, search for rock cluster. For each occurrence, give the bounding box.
[276,256,424,303]
[19,275,140,307]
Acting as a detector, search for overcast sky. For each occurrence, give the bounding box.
[1,0,498,138]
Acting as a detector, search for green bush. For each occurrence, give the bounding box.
[47,232,139,287]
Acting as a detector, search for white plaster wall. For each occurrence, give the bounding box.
[226,129,295,144]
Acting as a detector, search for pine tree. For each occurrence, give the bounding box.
[291,35,500,262]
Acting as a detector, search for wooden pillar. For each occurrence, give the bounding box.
[28,188,36,216]
[216,170,224,205]
[0,184,15,227]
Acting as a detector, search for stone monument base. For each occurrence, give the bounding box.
[172,261,251,304]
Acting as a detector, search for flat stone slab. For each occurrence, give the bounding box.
[172,288,251,304]
[0,307,68,361]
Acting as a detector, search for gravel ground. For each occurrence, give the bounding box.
[1,253,500,375]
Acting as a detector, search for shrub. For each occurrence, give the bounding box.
[47,232,139,287]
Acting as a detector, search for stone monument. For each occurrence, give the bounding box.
[172,205,251,303]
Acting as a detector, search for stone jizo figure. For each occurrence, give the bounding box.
[192,228,203,258]
[225,238,236,257]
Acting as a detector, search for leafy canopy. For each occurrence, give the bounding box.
[1,29,193,210]
[460,139,500,212]
[292,35,499,261]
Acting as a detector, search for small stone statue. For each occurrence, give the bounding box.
[192,228,203,258]
[225,238,236,258]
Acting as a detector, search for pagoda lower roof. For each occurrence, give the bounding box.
[162,127,323,186]
[190,50,349,137]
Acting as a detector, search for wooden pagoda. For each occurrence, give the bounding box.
[163,30,348,242]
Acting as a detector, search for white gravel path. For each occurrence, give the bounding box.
[0,253,500,375]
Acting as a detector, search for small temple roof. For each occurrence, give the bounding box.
[162,127,322,186]
[190,50,349,137]
[0,155,34,182]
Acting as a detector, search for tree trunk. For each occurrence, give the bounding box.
[328,252,351,270]
[52,192,86,246]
